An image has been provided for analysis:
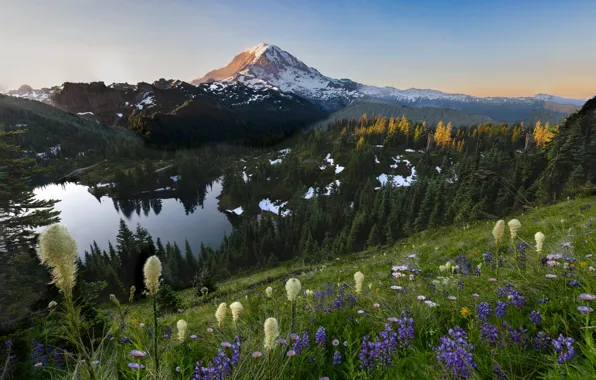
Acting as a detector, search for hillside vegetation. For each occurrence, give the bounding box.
[8,196,596,379]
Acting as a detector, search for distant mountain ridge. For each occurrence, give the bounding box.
[191,42,588,120]
[4,42,589,142]
[4,79,326,146]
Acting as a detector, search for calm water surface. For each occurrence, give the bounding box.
[34,181,233,257]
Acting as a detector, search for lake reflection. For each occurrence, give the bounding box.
[34,181,233,257]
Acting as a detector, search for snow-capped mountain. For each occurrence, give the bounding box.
[191,43,588,118]
[192,43,361,110]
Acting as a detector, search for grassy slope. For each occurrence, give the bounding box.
[110,196,596,379]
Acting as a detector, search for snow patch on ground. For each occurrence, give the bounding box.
[259,199,291,216]
[96,183,114,188]
[279,148,291,155]
[227,206,244,215]
[325,180,341,195]
[405,149,415,153]
[377,170,416,187]
[324,153,334,166]
[436,166,441,173]
[269,158,282,165]
[335,165,345,174]
[116,113,123,118]
[390,155,411,169]
[77,112,94,116]
[136,93,155,109]
[374,155,380,164]
[170,175,181,182]
[304,187,315,199]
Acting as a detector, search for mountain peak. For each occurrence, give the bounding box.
[244,42,273,56]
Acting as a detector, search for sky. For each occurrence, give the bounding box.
[1,0,595,98]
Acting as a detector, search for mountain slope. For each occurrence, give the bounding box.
[191,43,588,121]
[7,79,327,146]
[192,43,361,110]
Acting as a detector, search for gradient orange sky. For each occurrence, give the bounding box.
[1,0,595,99]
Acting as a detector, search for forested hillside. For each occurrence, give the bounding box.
[78,97,596,299]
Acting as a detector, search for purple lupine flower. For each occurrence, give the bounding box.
[315,327,327,346]
[163,326,172,339]
[192,337,241,379]
[397,312,415,347]
[231,336,241,366]
[435,326,476,379]
[484,251,493,266]
[504,322,528,347]
[508,289,527,309]
[495,302,507,318]
[476,302,491,321]
[359,335,372,370]
[359,324,399,371]
[480,323,499,345]
[493,364,506,379]
[552,334,576,364]
[529,310,542,324]
[537,298,550,305]
[332,350,342,366]
[497,283,515,298]
[534,332,551,351]
[569,280,581,287]
[119,337,133,344]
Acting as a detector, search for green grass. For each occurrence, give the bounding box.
[19,197,596,379]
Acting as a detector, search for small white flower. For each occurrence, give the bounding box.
[417,295,426,301]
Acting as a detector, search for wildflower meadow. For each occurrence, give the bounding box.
[2,198,596,379]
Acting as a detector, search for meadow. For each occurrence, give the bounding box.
[6,196,596,379]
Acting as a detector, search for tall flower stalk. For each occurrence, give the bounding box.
[38,224,96,380]
[492,220,505,280]
[285,278,301,331]
[508,219,522,272]
[143,255,162,373]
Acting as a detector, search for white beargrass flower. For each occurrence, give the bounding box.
[38,224,78,298]
[492,220,505,245]
[230,302,244,322]
[508,219,521,239]
[535,232,545,253]
[48,301,58,309]
[109,294,120,307]
[143,256,162,296]
[129,286,136,302]
[177,319,187,342]
[264,317,279,351]
[354,271,364,295]
[216,303,227,327]
[285,278,301,301]
[265,287,273,298]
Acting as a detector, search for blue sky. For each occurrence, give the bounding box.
[1,0,594,98]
